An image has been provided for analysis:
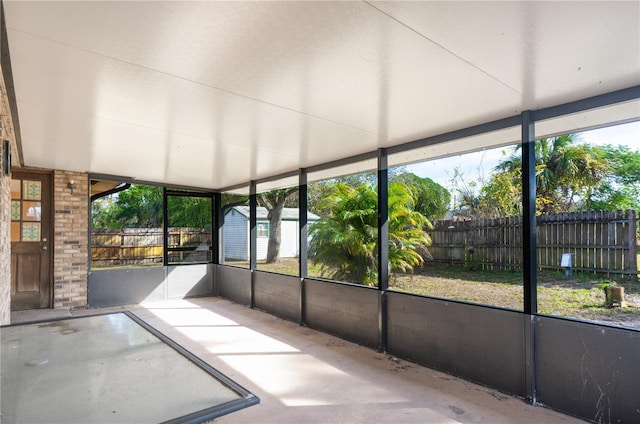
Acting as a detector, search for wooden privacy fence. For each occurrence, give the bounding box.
[92,228,212,266]
[428,210,638,277]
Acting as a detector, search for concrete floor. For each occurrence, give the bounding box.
[10,297,585,423]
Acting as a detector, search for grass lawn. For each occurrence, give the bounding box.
[95,256,640,328]
[393,265,640,325]
[254,259,640,328]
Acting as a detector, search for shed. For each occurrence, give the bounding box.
[223,206,319,261]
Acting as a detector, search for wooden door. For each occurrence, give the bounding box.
[10,171,52,310]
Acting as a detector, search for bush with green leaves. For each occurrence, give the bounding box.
[309,182,432,286]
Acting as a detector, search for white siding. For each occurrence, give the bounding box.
[257,220,299,260]
[280,220,299,258]
[256,228,268,261]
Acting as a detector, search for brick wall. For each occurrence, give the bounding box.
[0,63,16,324]
[0,147,9,324]
[53,171,89,309]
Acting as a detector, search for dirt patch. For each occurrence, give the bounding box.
[254,260,640,329]
[391,265,640,329]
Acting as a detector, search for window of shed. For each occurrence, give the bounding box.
[257,223,269,238]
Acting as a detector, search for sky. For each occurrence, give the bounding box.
[404,120,640,192]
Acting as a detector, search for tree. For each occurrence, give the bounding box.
[587,144,640,211]
[308,174,376,216]
[477,167,522,218]
[308,180,334,216]
[92,196,119,228]
[308,182,432,286]
[222,193,249,211]
[460,134,640,218]
[308,167,408,215]
[391,173,451,220]
[309,183,378,285]
[387,182,433,273]
[257,188,297,264]
[167,196,211,228]
[92,184,163,228]
[221,188,298,264]
[491,134,608,214]
[92,184,214,229]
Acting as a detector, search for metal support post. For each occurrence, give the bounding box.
[378,148,389,353]
[249,182,257,308]
[299,169,308,326]
[522,110,537,404]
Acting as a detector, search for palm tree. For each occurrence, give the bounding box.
[308,183,378,285]
[496,134,608,213]
[387,182,433,272]
[308,182,432,286]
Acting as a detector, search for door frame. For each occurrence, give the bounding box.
[11,167,54,309]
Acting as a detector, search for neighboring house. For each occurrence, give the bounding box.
[223,206,320,261]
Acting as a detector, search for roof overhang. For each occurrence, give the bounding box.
[3,1,639,190]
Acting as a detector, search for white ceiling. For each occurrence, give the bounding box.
[4,1,640,190]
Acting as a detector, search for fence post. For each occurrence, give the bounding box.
[119,229,124,263]
[626,210,638,279]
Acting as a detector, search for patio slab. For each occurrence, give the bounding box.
[11,297,585,423]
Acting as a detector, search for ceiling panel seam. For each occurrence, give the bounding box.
[7,27,384,140]
[364,1,522,96]
[14,97,305,159]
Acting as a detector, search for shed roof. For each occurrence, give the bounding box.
[227,206,320,221]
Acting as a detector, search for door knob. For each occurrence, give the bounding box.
[42,246,48,250]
